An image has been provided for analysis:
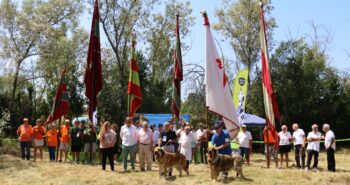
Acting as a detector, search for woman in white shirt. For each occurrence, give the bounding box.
[99,121,116,171]
[278,125,292,168]
[179,126,195,175]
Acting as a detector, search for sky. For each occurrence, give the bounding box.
[80,0,350,96]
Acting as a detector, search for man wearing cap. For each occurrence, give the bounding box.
[236,125,252,165]
[17,118,33,160]
[211,121,232,179]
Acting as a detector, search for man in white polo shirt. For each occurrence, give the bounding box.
[323,123,336,172]
[120,117,138,172]
[292,123,306,169]
[305,124,322,172]
[236,125,252,165]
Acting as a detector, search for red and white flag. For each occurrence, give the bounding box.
[260,3,280,134]
[203,12,239,139]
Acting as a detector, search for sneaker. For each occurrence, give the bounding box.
[141,168,146,172]
[313,168,318,172]
[304,167,309,172]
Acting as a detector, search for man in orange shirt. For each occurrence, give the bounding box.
[17,118,33,160]
[46,123,58,162]
[32,119,46,162]
[59,119,71,162]
[263,126,279,168]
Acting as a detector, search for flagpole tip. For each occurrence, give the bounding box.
[259,0,265,7]
[200,11,209,25]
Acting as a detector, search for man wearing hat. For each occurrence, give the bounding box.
[211,121,232,179]
[236,125,252,165]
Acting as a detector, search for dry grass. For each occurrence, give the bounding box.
[0,149,350,185]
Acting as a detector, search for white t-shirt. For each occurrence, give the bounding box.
[278,131,292,146]
[292,128,305,145]
[237,131,252,148]
[306,131,322,152]
[99,129,116,148]
[325,130,336,150]
[120,124,138,146]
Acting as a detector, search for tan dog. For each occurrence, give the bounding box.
[207,148,244,181]
[154,147,189,178]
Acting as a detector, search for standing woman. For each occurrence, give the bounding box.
[99,121,116,171]
[46,123,58,162]
[111,124,120,164]
[278,125,292,168]
[32,119,46,162]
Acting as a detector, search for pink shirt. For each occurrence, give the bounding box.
[138,128,154,145]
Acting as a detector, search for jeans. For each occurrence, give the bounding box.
[239,147,250,160]
[327,148,336,171]
[306,149,319,168]
[101,147,114,171]
[122,144,136,170]
[199,142,208,163]
[20,141,31,160]
[48,146,56,161]
[294,145,305,168]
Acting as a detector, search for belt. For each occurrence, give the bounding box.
[140,143,150,145]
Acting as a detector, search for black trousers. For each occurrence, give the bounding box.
[327,148,336,171]
[306,150,319,168]
[294,145,305,168]
[101,147,114,171]
[199,141,208,163]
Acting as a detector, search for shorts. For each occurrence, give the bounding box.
[84,143,96,153]
[71,145,82,152]
[33,139,44,147]
[239,147,250,159]
[265,144,278,159]
[279,145,291,154]
[59,143,69,151]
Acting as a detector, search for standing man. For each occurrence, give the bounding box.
[211,122,232,180]
[263,126,278,168]
[292,123,306,169]
[236,125,252,165]
[120,117,138,172]
[190,125,198,163]
[70,120,83,163]
[323,123,336,172]
[32,119,46,162]
[83,122,97,164]
[17,118,33,160]
[137,121,154,171]
[305,124,322,172]
[196,123,208,164]
[158,122,177,177]
[46,123,58,162]
[59,119,71,162]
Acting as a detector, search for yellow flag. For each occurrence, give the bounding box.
[232,69,249,110]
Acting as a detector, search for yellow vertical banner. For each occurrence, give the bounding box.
[233,69,249,110]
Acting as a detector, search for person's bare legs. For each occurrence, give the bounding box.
[274,158,279,168]
[280,154,284,168]
[39,146,43,161]
[247,153,250,166]
[59,150,63,161]
[266,156,270,168]
[33,146,37,162]
[64,150,68,161]
[286,153,289,167]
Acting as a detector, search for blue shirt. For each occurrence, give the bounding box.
[211,131,232,155]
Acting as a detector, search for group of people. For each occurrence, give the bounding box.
[16,117,337,176]
[263,123,336,172]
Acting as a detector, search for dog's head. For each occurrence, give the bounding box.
[207,147,218,164]
[154,147,165,163]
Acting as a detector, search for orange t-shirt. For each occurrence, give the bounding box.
[17,124,33,141]
[32,126,46,140]
[60,125,70,144]
[264,129,277,144]
[46,129,58,147]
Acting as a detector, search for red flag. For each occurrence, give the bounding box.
[172,14,183,120]
[84,0,102,121]
[259,3,280,146]
[127,34,142,117]
[45,67,69,124]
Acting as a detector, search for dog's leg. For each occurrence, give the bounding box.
[163,166,168,178]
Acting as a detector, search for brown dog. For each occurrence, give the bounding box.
[207,148,244,181]
[154,147,189,178]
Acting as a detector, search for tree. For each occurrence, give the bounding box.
[214,0,276,75]
[0,0,83,127]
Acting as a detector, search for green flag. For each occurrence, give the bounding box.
[232,69,249,110]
